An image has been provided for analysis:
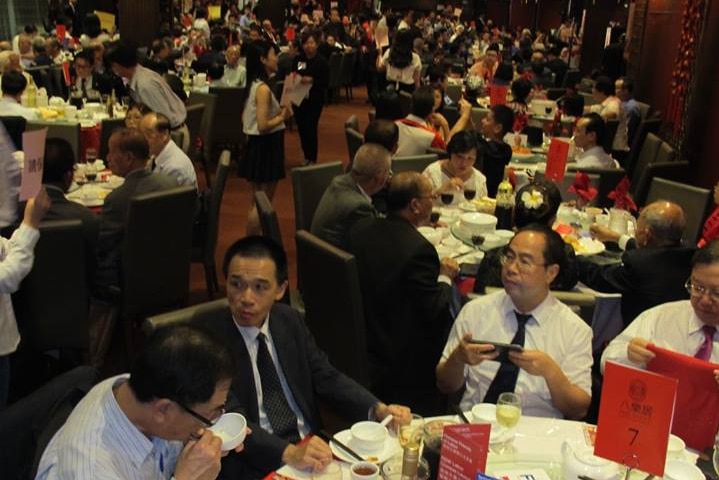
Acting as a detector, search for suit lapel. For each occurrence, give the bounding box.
[221,309,260,422]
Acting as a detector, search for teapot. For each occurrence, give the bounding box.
[561,440,620,480]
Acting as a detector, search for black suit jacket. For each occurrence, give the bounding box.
[194,303,379,478]
[578,245,695,325]
[347,215,453,414]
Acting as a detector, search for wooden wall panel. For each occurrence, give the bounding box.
[536,0,563,32]
[509,0,537,29]
[486,0,510,28]
[119,0,159,47]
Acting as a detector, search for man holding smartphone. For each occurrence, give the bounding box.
[436,224,593,419]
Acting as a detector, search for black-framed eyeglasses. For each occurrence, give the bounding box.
[499,251,547,272]
[685,279,719,303]
[174,400,224,427]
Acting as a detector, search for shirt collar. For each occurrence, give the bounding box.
[154,140,173,167]
[688,309,716,335]
[235,313,271,344]
[406,114,429,126]
[577,145,605,157]
[355,181,372,203]
[500,290,554,326]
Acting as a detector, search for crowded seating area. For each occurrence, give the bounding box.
[0,0,718,478]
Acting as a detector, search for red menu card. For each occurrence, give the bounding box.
[544,138,569,182]
[438,424,491,480]
[489,85,508,106]
[647,344,719,451]
[595,362,677,477]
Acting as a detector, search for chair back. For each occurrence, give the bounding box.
[561,69,582,88]
[98,118,125,159]
[655,141,677,164]
[603,119,619,153]
[546,88,565,101]
[538,171,600,205]
[443,105,460,129]
[144,298,229,336]
[255,190,283,247]
[291,161,343,231]
[13,220,89,352]
[185,103,206,155]
[470,108,489,128]
[0,116,26,150]
[566,167,626,209]
[398,91,413,118]
[121,186,197,322]
[391,154,438,174]
[630,132,662,187]
[636,101,651,121]
[445,84,462,104]
[295,230,369,386]
[0,366,97,480]
[27,121,81,162]
[626,117,661,175]
[345,127,364,165]
[201,150,232,265]
[47,66,69,99]
[187,92,218,160]
[208,86,247,147]
[646,178,712,245]
[633,161,689,207]
[345,114,359,132]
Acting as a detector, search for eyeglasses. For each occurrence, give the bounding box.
[685,279,719,303]
[499,251,547,272]
[174,399,224,427]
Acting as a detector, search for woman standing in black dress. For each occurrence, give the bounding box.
[292,30,330,165]
[240,40,293,235]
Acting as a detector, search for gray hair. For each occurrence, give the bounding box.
[643,201,685,246]
[352,143,391,178]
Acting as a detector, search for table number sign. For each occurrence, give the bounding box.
[595,361,678,477]
[438,424,490,480]
[19,128,47,201]
[543,138,569,182]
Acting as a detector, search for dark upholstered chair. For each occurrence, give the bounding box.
[391,154,438,174]
[646,178,712,245]
[291,161,343,232]
[633,161,689,207]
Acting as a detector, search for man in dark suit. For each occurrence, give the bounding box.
[579,201,694,326]
[347,172,460,415]
[40,138,99,280]
[71,49,126,101]
[546,46,568,88]
[95,128,176,292]
[194,236,411,478]
[310,143,390,249]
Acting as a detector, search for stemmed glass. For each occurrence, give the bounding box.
[463,188,476,201]
[440,191,454,206]
[495,392,522,455]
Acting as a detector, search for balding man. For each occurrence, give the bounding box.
[220,45,246,87]
[347,172,459,415]
[139,112,198,190]
[310,143,391,249]
[579,201,695,326]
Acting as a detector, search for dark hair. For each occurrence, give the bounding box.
[511,78,532,105]
[129,325,234,406]
[581,113,607,148]
[375,89,403,120]
[110,128,150,161]
[388,29,414,69]
[411,86,435,118]
[24,24,38,35]
[493,62,514,85]
[83,13,102,38]
[208,62,224,80]
[222,235,289,283]
[0,70,27,96]
[617,76,634,94]
[491,105,515,136]
[513,223,566,268]
[561,91,584,117]
[447,130,478,156]
[195,7,207,19]
[105,40,139,68]
[74,48,95,66]
[210,34,227,52]
[386,171,425,213]
[300,29,320,46]
[244,39,275,84]
[150,112,172,133]
[514,179,562,228]
[593,75,614,96]
[42,138,75,184]
[364,120,399,152]
[692,240,719,268]
[487,43,500,53]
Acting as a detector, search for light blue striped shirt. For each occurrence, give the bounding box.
[35,375,183,480]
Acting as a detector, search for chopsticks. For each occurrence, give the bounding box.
[318,429,364,462]
[454,405,471,424]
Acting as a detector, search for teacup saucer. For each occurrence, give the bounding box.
[330,429,400,464]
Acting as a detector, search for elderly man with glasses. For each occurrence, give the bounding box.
[601,240,719,384]
[436,224,593,419]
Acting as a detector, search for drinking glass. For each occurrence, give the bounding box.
[84,163,97,182]
[85,147,98,164]
[495,392,522,454]
[463,188,476,201]
[398,414,425,449]
[440,192,454,206]
[430,210,440,224]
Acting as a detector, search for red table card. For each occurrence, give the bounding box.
[595,362,678,477]
[438,424,491,480]
[647,344,719,451]
[489,85,508,106]
[544,138,569,182]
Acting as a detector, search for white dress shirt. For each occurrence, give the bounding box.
[235,315,310,438]
[128,65,186,128]
[220,64,246,87]
[0,96,38,120]
[36,375,182,479]
[589,96,629,151]
[575,145,616,169]
[422,160,488,205]
[153,139,198,189]
[0,223,39,356]
[601,300,718,372]
[441,290,593,418]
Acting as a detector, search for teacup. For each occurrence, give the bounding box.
[350,421,387,453]
[350,461,379,480]
[208,413,247,451]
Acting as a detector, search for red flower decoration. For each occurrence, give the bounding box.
[568,171,598,203]
[607,176,637,212]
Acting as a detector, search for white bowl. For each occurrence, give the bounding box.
[666,434,685,459]
[471,403,497,424]
[663,460,703,480]
[208,412,247,451]
[350,421,387,453]
[482,233,502,249]
[418,226,443,245]
[459,212,497,236]
[495,230,515,243]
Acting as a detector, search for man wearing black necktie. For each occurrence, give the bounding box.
[602,240,719,386]
[436,224,593,419]
[194,236,411,478]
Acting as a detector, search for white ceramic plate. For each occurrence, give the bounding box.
[574,238,606,256]
[330,429,400,464]
[458,202,476,212]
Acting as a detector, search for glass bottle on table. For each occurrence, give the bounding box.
[495,177,514,230]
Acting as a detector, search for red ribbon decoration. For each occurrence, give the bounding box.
[607,176,637,212]
[567,171,598,203]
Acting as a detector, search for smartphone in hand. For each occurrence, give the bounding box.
[468,339,524,362]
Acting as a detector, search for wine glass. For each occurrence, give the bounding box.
[463,188,476,201]
[430,210,440,224]
[496,392,522,454]
[398,414,425,449]
[440,192,454,206]
[84,163,97,182]
[544,106,553,116]
[85,147,98,164]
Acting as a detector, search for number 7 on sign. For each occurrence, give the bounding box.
[628,428,639,445]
